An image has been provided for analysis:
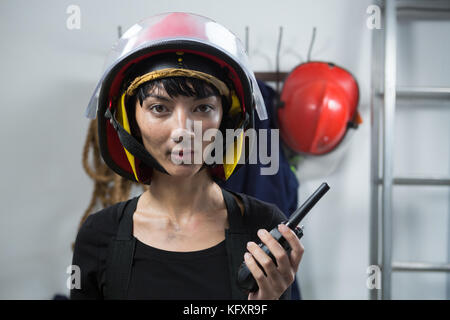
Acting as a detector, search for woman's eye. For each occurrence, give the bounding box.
[149,104,168,114]
[195,104,213,113]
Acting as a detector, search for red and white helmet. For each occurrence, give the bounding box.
[85,12,267,184]
[278,61,362,155]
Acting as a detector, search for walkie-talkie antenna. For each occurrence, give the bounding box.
[285,182,330,229]
[237,182,330,293]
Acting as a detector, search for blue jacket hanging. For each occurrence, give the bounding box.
[218,80,301,299]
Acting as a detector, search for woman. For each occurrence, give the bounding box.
[71,12,303,300]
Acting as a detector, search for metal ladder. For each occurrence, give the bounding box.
[370,0,450,300]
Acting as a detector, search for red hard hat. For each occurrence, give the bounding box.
[278,61,361,155]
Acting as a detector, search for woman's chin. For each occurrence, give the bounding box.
[165,163,203,178]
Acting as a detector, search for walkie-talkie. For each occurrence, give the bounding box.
[237,182,330,293]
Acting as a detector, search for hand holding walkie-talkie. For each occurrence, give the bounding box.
[237,182,330,295]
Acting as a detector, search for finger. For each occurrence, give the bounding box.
[256,229,291,275]
[243,251,270,292]
[247,239,280,280]
[278,224,304,271]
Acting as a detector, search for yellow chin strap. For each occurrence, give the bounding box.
[115,81,245,182]
[222,91,244,180]
[116,92,140,181]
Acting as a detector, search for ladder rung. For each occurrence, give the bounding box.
[392,262,450,273]
[394,178,450,186]
[377,178,450,186]
[397,87,450,98]
[395,0,450,19]
[396,0,450,12]
[376,87,450,99]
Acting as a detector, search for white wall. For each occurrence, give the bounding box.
[0,0,448,299]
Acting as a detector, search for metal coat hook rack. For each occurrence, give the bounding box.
[246,26,317,95]
[246,26,288,93]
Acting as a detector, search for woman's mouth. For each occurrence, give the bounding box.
[169,149,196,163]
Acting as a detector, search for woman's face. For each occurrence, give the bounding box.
[134,83,223,178]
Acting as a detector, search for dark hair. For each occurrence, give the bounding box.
[138,77,223,105]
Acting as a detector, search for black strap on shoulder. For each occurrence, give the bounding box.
[104,196,139,299]
[222,188,250,300]
[106,190,250,300]
[222,188,247,232]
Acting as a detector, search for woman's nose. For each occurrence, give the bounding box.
[170,109,195,143]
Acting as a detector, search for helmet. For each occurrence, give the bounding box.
[278,61,362,155]
[84,12,267,184]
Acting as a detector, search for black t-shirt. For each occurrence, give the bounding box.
[70,190,290,300]
[129,238,231,299]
